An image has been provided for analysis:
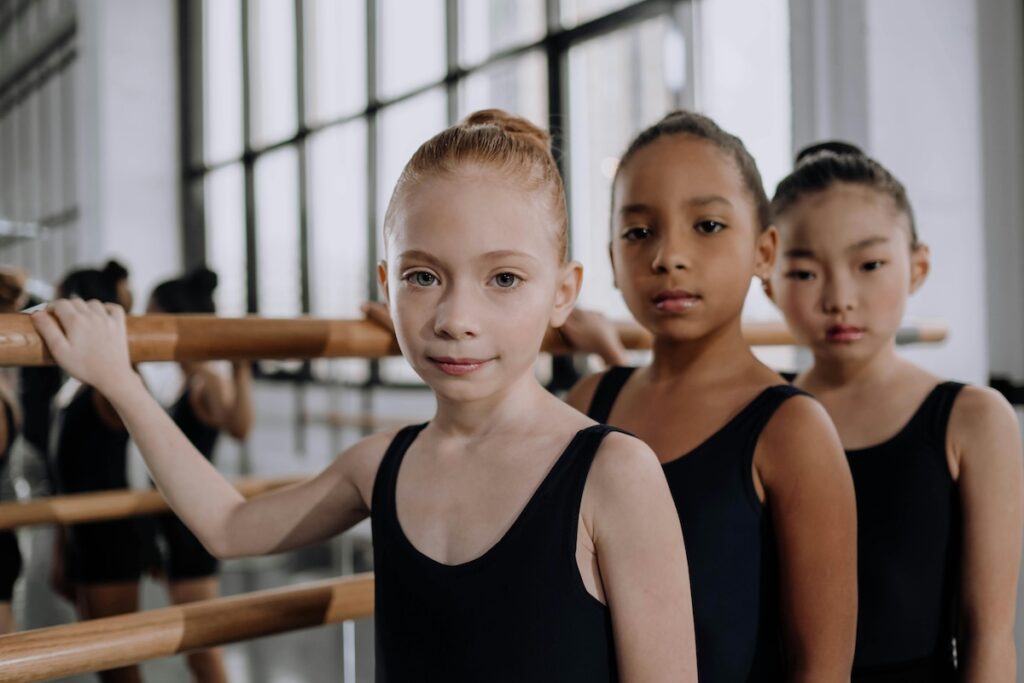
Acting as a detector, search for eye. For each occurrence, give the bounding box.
[784,270,816,281]
[694,220,726,235]
[621,226,652,241]
[861,260,886,272]
[405,271,439,287]
[491,272,521,289]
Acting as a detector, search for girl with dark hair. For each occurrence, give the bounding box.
[33,111,699,681]
[146,267,251,683]
[766,142,1023,681]
[50,260,155,683]
[561,111,858,682]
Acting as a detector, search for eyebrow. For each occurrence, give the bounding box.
[846,236,890,252]
[618,194,734,215]
[618,203,653,216]
[396,249,539,265]
[784,236,892,259]
[396,250,444,267]
[479,249,539,262]
[688,195,733,209]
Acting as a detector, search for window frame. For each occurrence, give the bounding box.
[179,0,693,386]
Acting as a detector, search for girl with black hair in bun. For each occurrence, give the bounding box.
[50,259,156,683]
[766,142,1023,681]
[145,266,252,683]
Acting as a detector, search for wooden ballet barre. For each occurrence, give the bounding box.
[0,476,304,530]
[0,572,375,682]
[0,314,948,366]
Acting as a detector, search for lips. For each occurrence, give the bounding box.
[825,324,865,343]
[651,289,701,313]
[428,356,494,376]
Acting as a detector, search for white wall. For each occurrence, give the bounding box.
[863,0,988,384]
[75,0,181,309]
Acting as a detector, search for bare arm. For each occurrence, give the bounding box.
[31,299,379,558]
[952,386,1023,683]
[559,308,630,368]
[193,362,253,440]
[757,396,858,682]
[587,432,697,681]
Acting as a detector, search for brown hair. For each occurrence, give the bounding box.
[771,141,919,247]
[614,110,772,230]
[383,109,569,261]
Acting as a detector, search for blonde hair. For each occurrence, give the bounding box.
[382,109,569,261]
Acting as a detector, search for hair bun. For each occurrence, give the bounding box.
[100,259,129,283]
[186,266,218,294]
[462,109,551,155]
[795,140,864,165]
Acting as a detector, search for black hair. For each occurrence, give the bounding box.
[58,260,129,304]
[772,141,919,247]
[614,110,771,230]
[151,267,218,314]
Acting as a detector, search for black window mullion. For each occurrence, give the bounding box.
[241,0,258,314]
[295,0,310,317]
[179,0,206,269]
[444,0,458,125]
[365,0,381,386]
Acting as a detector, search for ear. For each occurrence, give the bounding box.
[550,260,584,327]
[377,261,390,305]
[909,242,930,294]
[754,225,779,280]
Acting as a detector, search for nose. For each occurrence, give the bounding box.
[651,230,689,274]
[433,282,481,341]
[821,273,856,314]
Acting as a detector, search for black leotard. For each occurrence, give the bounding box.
[372,423,621,682]
[588,366,805,682]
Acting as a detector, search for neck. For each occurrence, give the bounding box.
[430,372,554,439]
[805,339,901,391]
[648,315,762,384]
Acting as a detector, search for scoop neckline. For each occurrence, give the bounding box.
[390,424,603,572]
[844,382,947,455]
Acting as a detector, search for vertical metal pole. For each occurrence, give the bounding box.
[444,0,459,124]
[241,0,258,316]
[178,0,207,269]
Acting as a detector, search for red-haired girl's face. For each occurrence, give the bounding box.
[768,183,929,364]
[380,165,581,404]
[610,135,775,342]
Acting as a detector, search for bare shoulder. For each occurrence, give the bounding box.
[586,430,665,503]
[329,427,406,508]
[760,393,839,454]
[949,384,1021,460]
[563,370,608,413]
[756,393,847,478]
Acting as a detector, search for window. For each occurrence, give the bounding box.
[181,0,791,385]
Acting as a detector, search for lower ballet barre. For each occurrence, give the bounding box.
[0,572,375,682]
[0,477,303,530]
[0,314,948,365]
